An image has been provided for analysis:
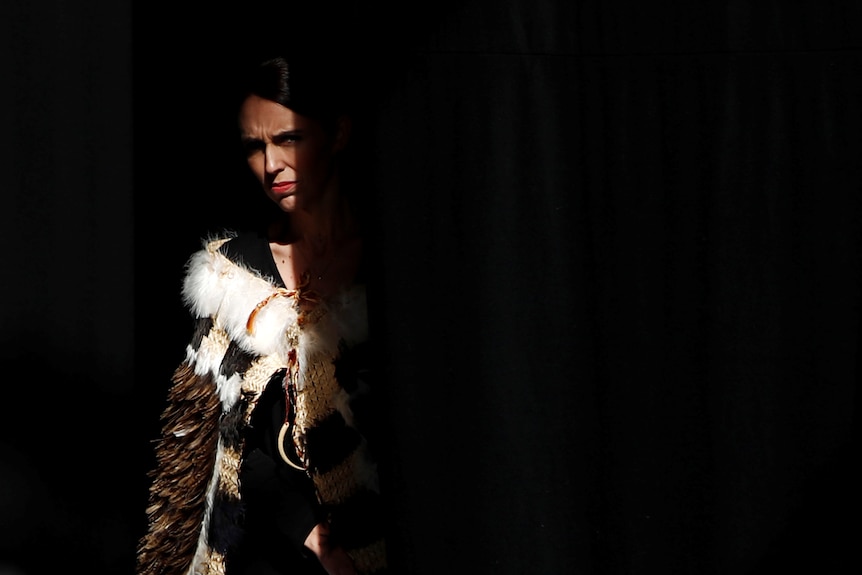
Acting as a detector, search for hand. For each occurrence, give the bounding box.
[304,522,358,575]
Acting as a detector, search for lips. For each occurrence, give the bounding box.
[271,181,297,194]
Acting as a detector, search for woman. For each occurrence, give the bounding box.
[137,55,388,575]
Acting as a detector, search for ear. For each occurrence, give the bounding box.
[333,114,352,152]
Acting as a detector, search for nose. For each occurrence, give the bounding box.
[264,143,290,174]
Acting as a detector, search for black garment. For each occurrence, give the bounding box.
[218,228,369,289]
[219,230,377,575]
[220,228,288,289]
[219,230,322,574]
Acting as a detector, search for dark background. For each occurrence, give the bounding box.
[1,1,860,574]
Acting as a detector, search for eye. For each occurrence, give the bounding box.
[273,131,302,146]
[241,139,264,156]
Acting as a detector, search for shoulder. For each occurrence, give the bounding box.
[215,229,269,268]
[181,232,303,356]
[185,229,279,282]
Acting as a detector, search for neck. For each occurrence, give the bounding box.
[272,192,358,255]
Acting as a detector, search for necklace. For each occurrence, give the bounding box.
[310,252,337,281]
[295,241,338,282]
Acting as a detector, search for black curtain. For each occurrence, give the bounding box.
[364,3,862,573]
[1,1,135,574]
[3,1,861,574]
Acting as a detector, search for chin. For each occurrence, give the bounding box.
[277,198,299,212]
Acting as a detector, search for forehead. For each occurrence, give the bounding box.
[238,94,321,136]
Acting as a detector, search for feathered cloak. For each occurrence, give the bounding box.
[137,237,387,575]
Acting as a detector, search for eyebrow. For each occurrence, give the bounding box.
[240,129,302,144]
[273,129,302,140]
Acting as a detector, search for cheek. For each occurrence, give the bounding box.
[296,147,331,179]
[246,157,266,183]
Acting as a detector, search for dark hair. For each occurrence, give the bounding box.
[235,55,351,133]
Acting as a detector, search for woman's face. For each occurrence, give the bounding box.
[238,94,341,212]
